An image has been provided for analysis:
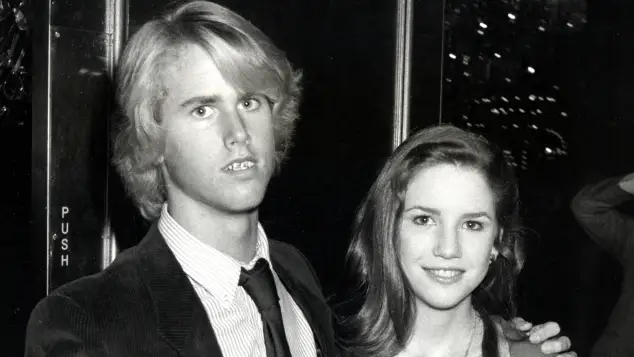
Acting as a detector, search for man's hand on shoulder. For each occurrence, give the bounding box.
[497,317,576,357]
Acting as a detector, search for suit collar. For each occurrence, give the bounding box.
[134,224,335,357]
[135,224,223,356]
[271,248,335,357]
[158,206,273,307]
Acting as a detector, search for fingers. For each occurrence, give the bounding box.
[511,316,533,331]
[540,336,572,355]
[525,321,574,355]
[528,321,562,343]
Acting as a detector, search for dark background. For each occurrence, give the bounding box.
[3,0,634,355]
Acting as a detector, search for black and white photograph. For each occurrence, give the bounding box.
[2,0,633,356]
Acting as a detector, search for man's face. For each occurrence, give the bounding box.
[158,44,276,216]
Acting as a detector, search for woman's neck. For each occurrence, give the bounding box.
[403,299,477,357]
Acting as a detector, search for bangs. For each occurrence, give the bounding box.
[192,25,286,102]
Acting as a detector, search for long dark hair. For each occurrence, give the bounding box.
[336,125,524,357]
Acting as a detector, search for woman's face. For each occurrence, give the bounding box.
[398,163,499,311]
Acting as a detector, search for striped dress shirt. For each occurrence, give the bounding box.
[158,205,317,357]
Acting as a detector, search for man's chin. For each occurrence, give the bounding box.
[232,203,260,215]
[225,195,265,215]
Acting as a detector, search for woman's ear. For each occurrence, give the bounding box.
[489,248,499,264]
[490,227,504,263]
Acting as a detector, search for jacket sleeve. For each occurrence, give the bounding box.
[571,176,634,265]
[25,294,107,357]
[509,340,556,357]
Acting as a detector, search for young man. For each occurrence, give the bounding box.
[572,172,634,357]
[26,1,574,356]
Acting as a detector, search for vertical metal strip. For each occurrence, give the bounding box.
[393,0,414,150]
[28,0,56,295]
[437,0,447,124]
[30,0,53,295]
[110,0,127,70]
[45,0,53,295]
[102,0,127,269]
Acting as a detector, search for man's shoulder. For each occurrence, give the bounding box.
[45,243,149,316]
[51,224,164,304]
[25,240,166,355]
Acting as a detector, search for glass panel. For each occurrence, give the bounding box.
[51,0,108,32]
[419,0,634,354]
[409,0,444,131]
[3,0,32,352]
[47,26,111,292]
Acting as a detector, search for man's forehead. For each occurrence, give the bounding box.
[162,44,217,74]
[157,42,279,101]
[159,46,227,85]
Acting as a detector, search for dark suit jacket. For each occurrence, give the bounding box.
[25,224,337,357]
[572,176,634,357]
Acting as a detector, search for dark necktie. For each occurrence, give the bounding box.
[239,258,293,357]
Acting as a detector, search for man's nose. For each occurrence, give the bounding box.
[223,109,250,147]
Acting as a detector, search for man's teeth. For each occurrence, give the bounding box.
[429,269,462,278]
[226,161,255,171]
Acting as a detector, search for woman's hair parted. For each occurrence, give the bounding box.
[112,1,302,220]
[337,125,524,357]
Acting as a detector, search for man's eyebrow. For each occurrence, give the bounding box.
[179,95,220,108]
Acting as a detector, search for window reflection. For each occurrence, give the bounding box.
[430,1,614,355]
[442,0,586,172]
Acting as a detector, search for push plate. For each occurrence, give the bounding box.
[47,26,111,292]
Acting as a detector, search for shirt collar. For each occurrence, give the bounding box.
[158,204,271,305]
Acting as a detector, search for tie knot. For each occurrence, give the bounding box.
[239,258,279,313]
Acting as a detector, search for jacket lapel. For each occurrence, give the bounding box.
[135,224,224,357]
[271,248,336,357]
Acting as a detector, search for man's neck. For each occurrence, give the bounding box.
[167,201,260,263]
[404,299,476,357]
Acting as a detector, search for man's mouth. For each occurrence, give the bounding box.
[224,160,256,172]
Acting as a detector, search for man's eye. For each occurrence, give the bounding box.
[239,97,261,111]
[464,221,484,231]
[191,106,215,119]
[413,215,433,226]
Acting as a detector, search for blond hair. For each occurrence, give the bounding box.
[112,1,302,219]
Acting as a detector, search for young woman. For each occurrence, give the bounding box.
[338,125,553,357]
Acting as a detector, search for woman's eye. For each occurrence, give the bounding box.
[413,215,433,226]
[464,221,484,231]
[239,97,261,111]
[191,106,215,119]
